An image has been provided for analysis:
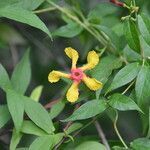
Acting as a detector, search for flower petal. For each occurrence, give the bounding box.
[66,82,79,103]
[80,51,99,71]
[48,70,70,83]
[65,47,79,69]
[82,76,102,91]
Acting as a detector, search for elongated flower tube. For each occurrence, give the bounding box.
[48,47,103,103]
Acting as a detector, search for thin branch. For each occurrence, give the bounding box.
[94,120,110,150]
[47,1,115,53]
[120,55,129,65]
[113,112,128,149]
[72,117,97,138]
[63,103,80,131]
[44,99,60,109]
[54,103,80,149]
[33,7,56,14]
[54,138,65,150]
[122,81,135,95]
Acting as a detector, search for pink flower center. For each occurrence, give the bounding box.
[70,68,84,82]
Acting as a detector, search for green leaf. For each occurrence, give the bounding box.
[147,107,150,138]
[29,136,53,150]
[135,67,150,133]
[0,6,51,38]
[30,85,43,102]
[50,100,65,119]
[106,107,118,122]
[24,98,55,134]
[88,2,118,20]
[10,129,23,150]
[138,14,150,46]
[62,99,107,122]
[87,2,118,26]
[16,0,45,11]
[65,122,83,134]
[0,105,11,128]
[124,19,140,52]
[75,141,106,150]
[135,66,150,107]
[123,45,141,62]
[108,63,140,92]
[6,89,24,131]
[53,21,83,38]
[109,93,142,112]
[0,0,44,11]
[21,120,48,136]
[51,133,64,146]
[29,134,63,150]
[140,36,150,57]
[11,49,31,94]
[95,25,120,50]
[0,0,19,8]
[130,138,150,150]
[91,56,122,84]
[0,64,12,91]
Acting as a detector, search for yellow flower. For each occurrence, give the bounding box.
[48,47,103,103]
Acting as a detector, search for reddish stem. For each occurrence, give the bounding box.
[110,0,124,7]
[44,99,60,109]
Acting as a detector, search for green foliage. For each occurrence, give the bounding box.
[16,0,45,10]
[30,85,43,102]
[0,5,51,38]
[108,63,140,92]
[53,20,83,38]
[124,19,140,53]
[0,0,150,149]
[21,120,48,136]
[91,55,122,83]
[138,14,150,46]
[75,141,106,150]
[109,93,142,112]
[147,108,150,138]
[6,89,24,132]
[29,133,63,150]
[65,122,83,134]
[11,49,31,94]
[0,105,11,128]
[87,2,119,26]
[24,98,55,134]
[29,136,53,150]
[135,66,150,108]
[10,129,23,150]
[50,100,65,119]
[130,138,150,150]
[63,99,107,122]
[0,64,12,91]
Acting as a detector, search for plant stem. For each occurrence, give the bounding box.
[44,99,60,109]
[33,7,56,14]
[47,1,115,52]
[72,117,97,138]
[132,0,138,18]
[122,81,135,95]
[94,120,110,150]
[113,112,128,149]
